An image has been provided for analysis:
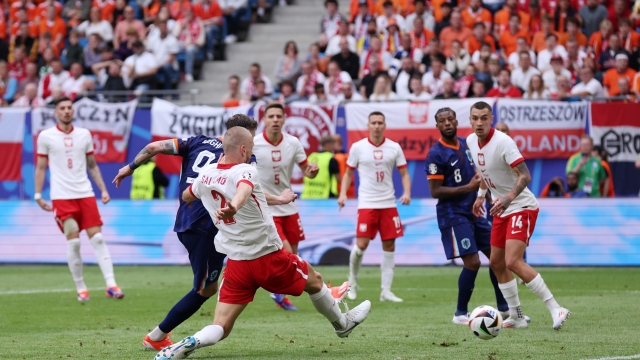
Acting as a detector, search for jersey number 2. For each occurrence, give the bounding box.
[211,190,236,225]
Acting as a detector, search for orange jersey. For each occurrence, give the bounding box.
[461,7,492,29]
[10,20,38,37]
[466,34,496,54]
[409,28,435,49]
[144,0,163,20]
[494,8,530,32]
[10,2,37,22]
[38,17,66,50]
[36,1,62,22]
[559,31,587,48]
[193,1,222,21]
[439,26,473,56]
[620,31,640,53]
[531,30,558,52]
[0,18,7,40]
[499,28,530,55]
[374,0,410,17]
[349,0,374,21]
[603,67,636,96]
[169,0,192,20]
[92,0,116,22]
[588,31,609,61]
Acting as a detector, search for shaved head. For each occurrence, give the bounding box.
[223,127,254,164]
[495,122,510,136]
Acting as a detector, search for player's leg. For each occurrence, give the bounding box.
[455,252,480,323]
[53,199,89,301]
[349,209,376,300]
[475,220,510,316]
[378,208,403,302]
[269,216,298,310]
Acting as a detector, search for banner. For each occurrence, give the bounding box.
[31,98,138,162]
[496,99,588,159]
[0,108,28,181]
[150,98,251,174]
[345,98,495,160]
[591,102,640,162]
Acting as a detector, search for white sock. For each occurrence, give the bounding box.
[308,284,346,330]
[349,246,364,284]
[67,238,87,292]
[498,279,524,319]
[149,326,168,342]
[526,273,560,313]
[194,324,224,348]
[380,251,395,292]
[89,233,117,288]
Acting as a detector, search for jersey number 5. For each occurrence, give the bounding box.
[211,190,236,225]
[274,173,280,185]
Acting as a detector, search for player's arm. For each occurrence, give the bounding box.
[338,166,355,209]
[264,189,298,206]
[215,183,253,223]
[299,161,319,179]
[473,170,489,217]
[34,155,52,211]
[87,154,110,204]
[113,139,177,187]
[490,161,531,217]
[398,166,411,205]
[428,172,481,199]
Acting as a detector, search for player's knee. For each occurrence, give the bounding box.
[63,218,79,237]
[199,283,218,298]
[505,257,522,273]
[381,240,395,252]
[463,256,481,271]
[489,257,505,272]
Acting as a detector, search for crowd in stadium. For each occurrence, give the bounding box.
[222,0,640,106]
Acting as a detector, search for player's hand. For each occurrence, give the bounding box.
[215,202,238,223]
[278,189,297,204]
[490,195,513,217]
[112,165,134,188]
[101,191,110,204]
[398,193,411,205]
[337,194,347,210]
[305,162,320,177]
[473,197,485,217]
[468,173,482,192]
[36,198,52,211]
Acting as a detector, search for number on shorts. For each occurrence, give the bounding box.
[454,169,462,183]
[392,216,401,229]
[192,150,217,174]
[67,158,73,169]
[376,171,385,182]
[274,173,280,185]
[511,215,523,229]
[211,190,236,225]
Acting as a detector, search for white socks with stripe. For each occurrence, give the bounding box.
[349,246,364,284]
[66,238,87,292]
[194,325,224,348]
[381,251,395,292]
[89,233,117,288]
[309,284,346,330]
[498,279,524,320]
[526,273,561,313]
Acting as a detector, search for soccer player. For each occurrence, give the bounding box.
[156,127,372,360]
[338,111,411,303]
[467,101,570,330]
[426,107,512,325]
[252,103,320,310]
[35,97,124,302]
[113,115,298,351]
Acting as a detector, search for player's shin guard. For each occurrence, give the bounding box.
[489,268,509,312]
[158,290,209,335]
[349,246,365,283]
[67,238,87,291]
[194,325,224,348]
[380,251,395,292]
[309,284,346,330]
[89,233,116,288]
[498,279,524,319]
[456,268,478,315]
[526,274,561,313]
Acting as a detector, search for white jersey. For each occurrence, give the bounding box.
[346,138,407,209]
[190,163,283,261]
[253,132,307,217]
[466,129,539,216]
[36,125,95,200]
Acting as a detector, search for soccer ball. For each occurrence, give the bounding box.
[468,305,502,340]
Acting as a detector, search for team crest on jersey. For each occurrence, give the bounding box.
[466,149,473,164]
[373,150,383,160]
[63,137,73,147]
[478,153,485,166]
[461,238,471,250]
[271,150,282,162]
[241,171,252,180]
[428,163,438,175]
[359,224,367,232]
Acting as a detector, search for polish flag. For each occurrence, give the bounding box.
[0,108,28,181]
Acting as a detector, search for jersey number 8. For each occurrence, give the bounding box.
[454,169,462,183]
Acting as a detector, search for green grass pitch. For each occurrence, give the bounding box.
[1,265,639,359]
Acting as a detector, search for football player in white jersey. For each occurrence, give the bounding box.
[155,128,371,360]
[338,111,411,303]
[253,103,320,310]
[35,97,124,302]
[467,101,570,330]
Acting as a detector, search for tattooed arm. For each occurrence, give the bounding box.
[112,140,176,188]
[489,161,531,217]
[87,154,110,204]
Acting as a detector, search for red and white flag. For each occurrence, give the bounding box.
[591,102,640,162]
[0,108,28,181]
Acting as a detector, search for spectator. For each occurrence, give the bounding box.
[381,20,402,53]
[405,0,435,32]
[74,78,100,102]
[78,7,114,43]
[194,0,224,60]
[616,76,637,100]
[540,174,588,198]
[603,54,636,97]
[11,82,44,107]
[421,55,451,95]
[543,54,572,92]
[308,42,329,73]
[130,158,169,199]
[419,38,444,72]
[10,8,37,41]
[571,67,604,97]
[566,39,588,74]
[115,28,138,61]
[434,2,452,36]
[408,17,434,54]
[92,0,115,22]
[531,14,556,53]
[538,33,568,72]
[64,30,84,70]
[593,145,615,197]
[461,0,492,30]
[579,0,609,39]
[396,33,424,65]
[173,7,205,83]
[63,0,91,28]
[445,40,470,78]
[608,0,629,32]
[559,17,587,49]
[221,75,249,106]
[487,68,523,97]
[435,77,459,99]
[376,1,407,33]
[455,64,476,98]
[170,0,192,21]
[38,58,69,99]
[122,40,158,91]
[335,81,363,101]
[331,38,360,80]
[359,36,393,75]
[274,41,303,84]
[17,62,39,95]
[351,0,374,42]
[302,135,340,199]
[499,14,531,63]
[598,34,629,72]
[467,23,496,57]
[8,47,29,82]
[45,85,64,104]
[551,75,573,99]
[325,60,352,99]
[359,56,388,97]
[113,5,146,49]
[485,57,501,89]
[241,63,273,99]
[143,0,164,26]
[566,134,607,197]
[369,73,398,101]
[524,74,551,98]
[0,61,18,105]
[272,80,299,104]
[309,82,328,102]
[83,34,104,74]
[406,75,433,100]
[528,0,542,33]
[356,18,377,55]
[297,61,326,99]
[148,8,177,40]
[467,79,486,97]
[11,22,38,63]
[393,57,421,99]
[552,0,577,34]
[508,37,537,70]
[147,20,180,92]
[439,11,472,57]
[326,22,357,56]
[511,51,540,90]
[320,0,344,42]
[36,0,62,23]
[93,59,127,102]
[111,0,127,27]
[564,173,589,197]
[39,5,67,53]
[618,18,640,54]
[61,62,86,99]
[471,41,498,65]
[588,19,613,61]
[495,0,530,32]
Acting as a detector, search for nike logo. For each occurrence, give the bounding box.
[481,169,486,172]
[511,230,521,234]
[451,160,458,166]
[396,229,401,234]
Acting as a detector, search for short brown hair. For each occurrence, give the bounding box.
[265,103,285,115]
[226,114,258,132]
[368,111,385,121]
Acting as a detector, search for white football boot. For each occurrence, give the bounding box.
[335,300,371,338]
[380,290,403,302]
[503,316,529,328]
[552,307,571,330]
[154,336,197,360]
[347,282,357,301]
[452,313,470,325]
[500,311,531,323]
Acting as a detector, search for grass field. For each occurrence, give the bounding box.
[1,266,639,360]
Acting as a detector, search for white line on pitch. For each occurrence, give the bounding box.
[582,354,640,360]
[0,287,103,295]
